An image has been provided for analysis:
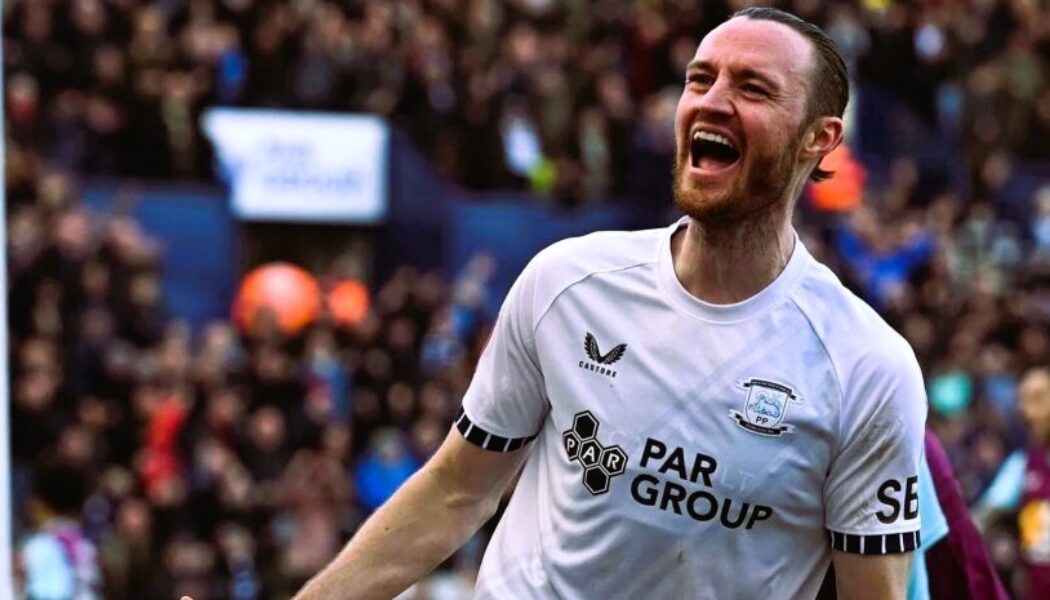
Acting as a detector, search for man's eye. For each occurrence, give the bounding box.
[743,84,767,96]
[687,75,713,86]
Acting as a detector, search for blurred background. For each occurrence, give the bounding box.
[4,0,1049,598]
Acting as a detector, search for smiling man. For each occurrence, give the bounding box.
[295,8,926,599]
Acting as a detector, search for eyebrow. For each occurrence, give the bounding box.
[685,60,783,91]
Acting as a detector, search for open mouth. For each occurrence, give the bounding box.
[690,130,741,172]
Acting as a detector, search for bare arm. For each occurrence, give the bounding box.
[294,429,530,600]
[832,550,912,600]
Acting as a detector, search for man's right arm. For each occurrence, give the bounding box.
[293,428,531,600]
[295,245,552,599]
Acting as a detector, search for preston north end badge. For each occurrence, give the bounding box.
[730,378,800,437]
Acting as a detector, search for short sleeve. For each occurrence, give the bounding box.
[824,344,927,555]
[456,257,549,451]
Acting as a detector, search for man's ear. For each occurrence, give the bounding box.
[800,116,844,164]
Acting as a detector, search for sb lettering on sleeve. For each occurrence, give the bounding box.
[875,475,919,524]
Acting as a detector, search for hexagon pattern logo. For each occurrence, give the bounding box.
[562,411,629,495]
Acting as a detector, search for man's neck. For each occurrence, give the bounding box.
[670,205,796,305]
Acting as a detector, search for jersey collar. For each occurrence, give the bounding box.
[655,216,812,324]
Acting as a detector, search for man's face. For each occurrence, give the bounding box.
[673,18,815,223]
[1019,372,1050,442]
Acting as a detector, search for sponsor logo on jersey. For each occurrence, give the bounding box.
[630,438,775,530]
[730,378,800,437]
[562,412,776,530]
[578,332,626,378]
[562,411,628,495]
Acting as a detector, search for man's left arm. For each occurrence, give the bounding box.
[832,551,911,600]
[824,337,928,598]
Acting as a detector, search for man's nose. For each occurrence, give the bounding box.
[695,77,735,118]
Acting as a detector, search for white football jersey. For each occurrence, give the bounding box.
[458,218,927,599]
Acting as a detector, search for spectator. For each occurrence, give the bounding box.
[16,461,101,600]
[3,0,1043,203]
[354,428,420,513]
[973,369,1050,597]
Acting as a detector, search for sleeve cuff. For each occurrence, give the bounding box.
[828,530,920,555]
[454,407,538,452]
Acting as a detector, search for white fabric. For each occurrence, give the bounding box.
[462,219,927,599]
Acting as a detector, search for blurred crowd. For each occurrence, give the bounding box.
[9,170,496,597]
[803,185,1050,593]
[5,0,1049,204]
[5,0,1050,598]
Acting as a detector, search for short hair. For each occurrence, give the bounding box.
[731,7,850,182]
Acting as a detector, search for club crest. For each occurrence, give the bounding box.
[730,378,799,437]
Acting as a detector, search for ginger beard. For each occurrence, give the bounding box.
[672,120,805,225]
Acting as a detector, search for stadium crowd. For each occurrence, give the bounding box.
[9,174,494,597]
[5,0,1050,597]
[4,0,1049,203]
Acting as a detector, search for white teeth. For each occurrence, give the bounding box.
[691,130,736,151]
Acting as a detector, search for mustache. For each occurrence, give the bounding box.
[671,139,800,223]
